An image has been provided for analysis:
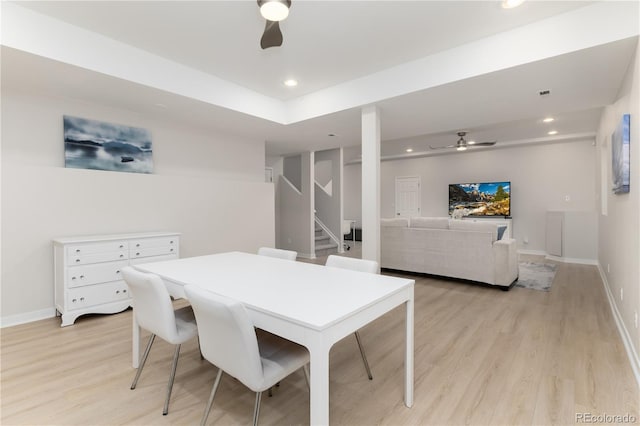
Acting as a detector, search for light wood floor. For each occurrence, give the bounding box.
[2,249,638,425]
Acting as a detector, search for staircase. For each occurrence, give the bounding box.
[315,226,338,257]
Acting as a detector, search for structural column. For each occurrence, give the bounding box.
[361,105,381,264]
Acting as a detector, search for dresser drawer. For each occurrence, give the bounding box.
[66,241,128,257]
[129,236,178,250]
[68,250,128,266]
[66,261,128,288]
[67,281,130,311]
[130,245,177,259]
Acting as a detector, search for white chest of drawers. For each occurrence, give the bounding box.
[53,232,180,327]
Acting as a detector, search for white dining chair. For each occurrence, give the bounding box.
[122,267,198,416]
[184,285,310,426]
[257,247,298,261]
[325,255,379,380]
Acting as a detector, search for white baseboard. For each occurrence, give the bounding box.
[1,307,57,328]
[545,254,598,265]
[517,249,597,265]
[518,249,547,256]
[297,252,316,260]
[597,263,640,389]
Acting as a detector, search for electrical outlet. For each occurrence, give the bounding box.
[607,263,610,273]
[564,195,571,202]
[635,311,638,329]
[620,288,624,302]
[523,237,529,244]
[287,238,292,244]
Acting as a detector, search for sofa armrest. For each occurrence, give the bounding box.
[493,238,519,286]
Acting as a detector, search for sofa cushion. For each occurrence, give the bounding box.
[449,220,499,241]
[410,217,450,229]
[380,218,409,227]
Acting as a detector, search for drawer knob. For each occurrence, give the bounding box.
[80,275,85,279]
[72,276,76,280]
[119,244,124,248]
[170,241,174,244]
[136,243,140,247]
[72,298,77,303]
[120,254,124,258]
[116,290,120,294]
[80,297,85,301]
[116,270,120,274]
[136,252,140,256]
[75,249,81,253]
[75,259,80,263]
[123,289,127,293]
[170,248,174,252]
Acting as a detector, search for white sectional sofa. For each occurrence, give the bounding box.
[381,217,518,289]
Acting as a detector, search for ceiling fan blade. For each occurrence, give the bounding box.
[429,144,456,150]
[472,141,497,146]
[260,20,283,49]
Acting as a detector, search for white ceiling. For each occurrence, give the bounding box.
[2,1,638,161]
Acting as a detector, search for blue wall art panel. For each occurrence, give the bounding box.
[64,115,153,174]
[611,114,630,194]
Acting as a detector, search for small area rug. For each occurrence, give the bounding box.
[516,262,557,291]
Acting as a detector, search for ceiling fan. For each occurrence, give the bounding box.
[429,131,497,151]
[257,0,291,49]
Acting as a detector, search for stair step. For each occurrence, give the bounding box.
[315,235,329,242]
[315,243,338,250]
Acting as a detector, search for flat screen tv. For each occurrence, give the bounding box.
[449,181,511,217]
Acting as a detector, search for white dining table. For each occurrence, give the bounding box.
[132,251,414,425]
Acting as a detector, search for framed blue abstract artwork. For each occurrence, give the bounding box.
[611,114,630,194]
[64,115,153,174]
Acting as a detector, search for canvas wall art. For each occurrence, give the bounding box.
[64,116,153,174]
[611,114,630,194]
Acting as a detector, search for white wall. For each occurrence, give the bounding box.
[596,42,640,369]
[345,138,598,254]
[278,152,314,258]
[1,90,275,325]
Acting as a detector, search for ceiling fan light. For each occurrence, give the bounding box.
[467,140,476,145]
[260,1,289,21]
[457,146,467,152]
[502,0,525,9]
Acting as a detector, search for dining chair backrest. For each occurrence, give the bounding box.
[184,285,263,389]
[325,255,378,274]
[257,247,297,261]
[122,267,182,343]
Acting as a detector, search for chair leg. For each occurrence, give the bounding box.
[131,334,156,390]
[197,336,204,360]
[201,369,223,426]
[163,344,182,415]
[303,365,310,390]
[252,391,262,426]
[354,331,373,380]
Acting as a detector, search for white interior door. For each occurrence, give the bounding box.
[395,176,421,217]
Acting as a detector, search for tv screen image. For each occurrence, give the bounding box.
[449,181,511,217]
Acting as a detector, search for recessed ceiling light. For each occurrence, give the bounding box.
[548,130,558,135]
[406,148,413,153]
[283,79,298,87]
[328,133,336,137]
[543,117,555,123]
[502,0,525,9]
